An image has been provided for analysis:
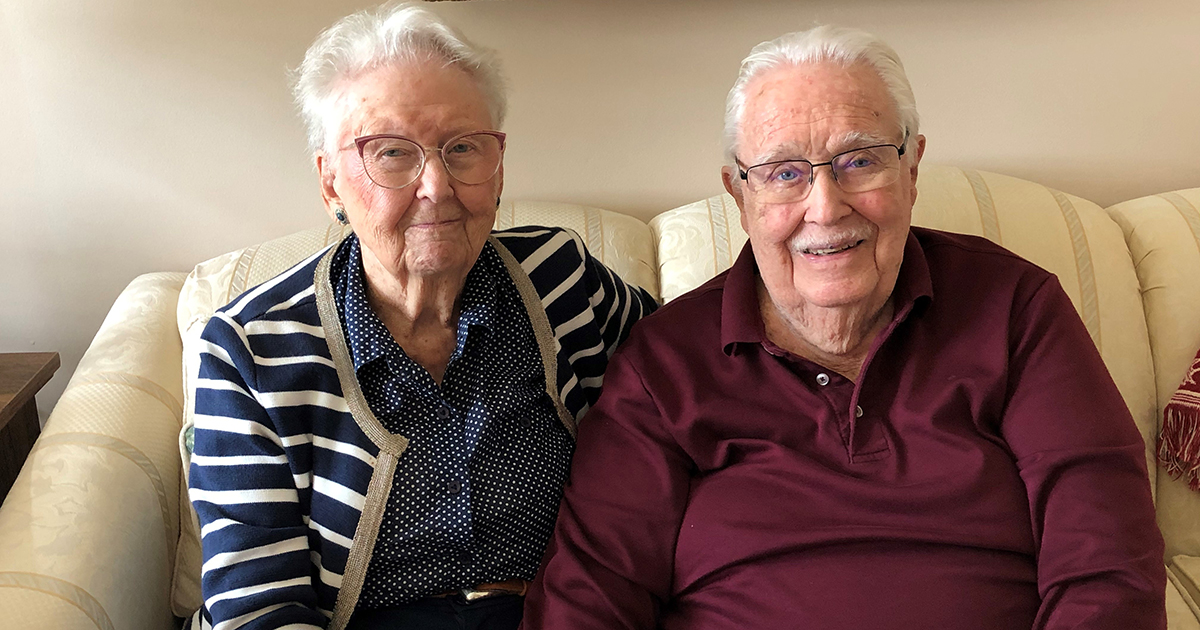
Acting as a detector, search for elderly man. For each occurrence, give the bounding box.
[521,25,1165,630]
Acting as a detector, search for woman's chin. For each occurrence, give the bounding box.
[402,245,472,278]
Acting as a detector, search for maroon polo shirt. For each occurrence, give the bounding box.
[523,227,1165,630]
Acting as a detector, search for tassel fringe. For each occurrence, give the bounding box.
[1159,406,1200,491]
[1158,351,1200,491]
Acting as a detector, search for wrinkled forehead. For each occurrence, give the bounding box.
[324,59,493,150]
[738,61,901,161]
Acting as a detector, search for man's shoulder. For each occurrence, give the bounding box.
[913,226,1052,280]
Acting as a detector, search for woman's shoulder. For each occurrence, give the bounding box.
[491,226,585,267]
[213,242,334,329]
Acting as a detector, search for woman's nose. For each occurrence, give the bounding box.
[414,152,456,201]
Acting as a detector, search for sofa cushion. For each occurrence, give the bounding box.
[651,165,1158,508]
[1108,189,1200,561]
[170,201,658,615]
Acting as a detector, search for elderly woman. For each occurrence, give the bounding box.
[186,4,656,630]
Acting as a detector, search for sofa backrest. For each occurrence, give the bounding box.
[1108,189,1200,561]
[171,165,1183,612]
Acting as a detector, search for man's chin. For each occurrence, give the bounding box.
[784,280,880,312]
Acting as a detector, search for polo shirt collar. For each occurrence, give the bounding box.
[720,228,934,355]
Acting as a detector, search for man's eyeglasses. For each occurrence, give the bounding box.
[736,132,908,203]
[348,130,506,190]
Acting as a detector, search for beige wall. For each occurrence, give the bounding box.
[2,0,1199,418]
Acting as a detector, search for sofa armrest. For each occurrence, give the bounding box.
[0,272,187,630]
[1168,556,1200,627]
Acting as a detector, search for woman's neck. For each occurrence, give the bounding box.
[359,246,469,384]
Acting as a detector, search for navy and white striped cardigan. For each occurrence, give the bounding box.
[188,227,657,630]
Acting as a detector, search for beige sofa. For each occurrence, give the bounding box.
[0,165,1197,629]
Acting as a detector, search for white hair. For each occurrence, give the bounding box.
[723,25,920,164]
[292,1,507,156]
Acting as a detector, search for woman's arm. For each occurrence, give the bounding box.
[189,312,327,630]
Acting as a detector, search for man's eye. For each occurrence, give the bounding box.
[770,165,804,183]
[846,157,874,169]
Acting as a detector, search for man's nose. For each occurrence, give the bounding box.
[802,166,852,225]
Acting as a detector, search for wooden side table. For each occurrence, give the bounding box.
[0,352,60,504]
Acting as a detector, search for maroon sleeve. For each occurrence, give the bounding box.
[522,346,690,630]
[1002,276,1166,629]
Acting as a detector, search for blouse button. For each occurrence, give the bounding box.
[855,405,864,418]
[436,406,451,420]
[816,373,831,386]
[447,480,463,495]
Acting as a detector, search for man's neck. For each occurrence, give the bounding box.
[757,281,894,382]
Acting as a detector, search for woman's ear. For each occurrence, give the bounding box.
[316,153,342,222]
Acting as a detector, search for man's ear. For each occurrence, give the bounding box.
[722,165,746,209]
[907,134,927,201]
[722,165,752,234]
[316,153,341,222]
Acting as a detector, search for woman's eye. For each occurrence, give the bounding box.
[447,142,475,155]
[376,145,412,159]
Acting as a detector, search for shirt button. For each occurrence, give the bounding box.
[447,480,462,495]
[816,373,831,386]
[436,406,451,420]
[855,405,864,418]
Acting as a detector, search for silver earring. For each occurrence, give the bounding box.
[334,208,347,224]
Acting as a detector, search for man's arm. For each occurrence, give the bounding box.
[1002,276,1166,629]
[523,347,689,630]
[189,313,327,629]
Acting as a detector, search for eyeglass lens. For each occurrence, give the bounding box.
[360,132,503,189]
[746,144,902,202]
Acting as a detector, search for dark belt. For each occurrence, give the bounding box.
[435,578,529,603]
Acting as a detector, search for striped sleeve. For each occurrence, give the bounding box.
[497,227,658,417]
[189,310,327,630]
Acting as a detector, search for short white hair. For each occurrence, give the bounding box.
[723,25,920,164]
[292,1,507,156]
